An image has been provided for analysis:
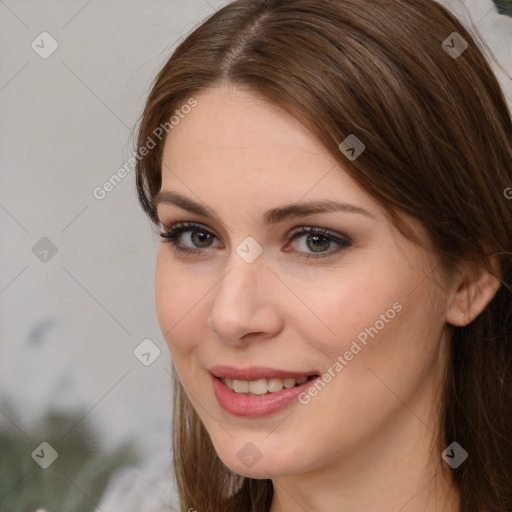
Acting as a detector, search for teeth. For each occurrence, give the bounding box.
[222,376,314,395]
[268,378,285,392]
[232,379,249,393]
[249,379,267,395]
[282,378,296,389]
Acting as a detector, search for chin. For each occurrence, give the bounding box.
[221,455,289,479]
[210,436,305,480]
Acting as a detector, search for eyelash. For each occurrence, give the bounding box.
[159,221,351,259]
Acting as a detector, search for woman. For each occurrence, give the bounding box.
[135,0,512,510]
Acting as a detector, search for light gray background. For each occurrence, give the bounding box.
[0,1,510,510]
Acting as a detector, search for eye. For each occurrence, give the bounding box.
[159,222,221,254]
[286,227,351,258]
[159,222,351,259]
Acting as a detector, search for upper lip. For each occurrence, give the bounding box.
[208,365,319,380]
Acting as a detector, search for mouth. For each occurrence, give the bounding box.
[218,375,318,395]
[208,365,321,417]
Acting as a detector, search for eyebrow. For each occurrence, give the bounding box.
[152,190,375,224]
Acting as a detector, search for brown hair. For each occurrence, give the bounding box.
[135,1,512,510]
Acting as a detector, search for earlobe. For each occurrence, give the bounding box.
[446,255,502,327]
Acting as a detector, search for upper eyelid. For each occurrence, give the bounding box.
[162,221,221,240]
[160,221,344,236]
[161,221,351,246]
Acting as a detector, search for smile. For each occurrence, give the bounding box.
[208,366,320,417]
[221,376,315,395]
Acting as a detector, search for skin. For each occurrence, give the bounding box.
[154,84,500,512]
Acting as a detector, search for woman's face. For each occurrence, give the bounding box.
[155,85,452,480]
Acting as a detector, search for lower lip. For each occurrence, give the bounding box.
[211,375,318,417]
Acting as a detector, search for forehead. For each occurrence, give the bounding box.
[162,85,328,171]
[160,85,377,212]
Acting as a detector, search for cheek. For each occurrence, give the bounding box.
[285,258,406,360]
[155,255,208,356]
[286,258,441,409]
[302,280,444,430]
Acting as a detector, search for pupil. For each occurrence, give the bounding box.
[192,230,212,247]
[307,234,330,252]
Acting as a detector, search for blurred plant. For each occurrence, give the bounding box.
[493,0,512,16]
[0,401,138,512]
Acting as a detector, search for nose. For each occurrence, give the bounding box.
[207,253,283,347]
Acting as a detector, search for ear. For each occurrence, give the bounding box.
[446,255,502,327]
